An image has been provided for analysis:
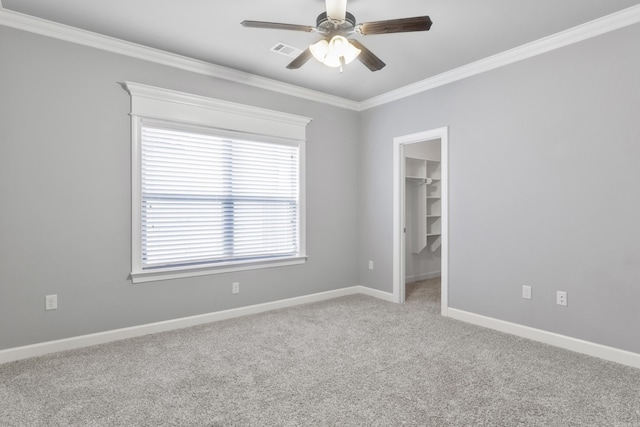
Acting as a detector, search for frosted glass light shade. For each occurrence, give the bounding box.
[309,40,330,62]
[310,36,361,68]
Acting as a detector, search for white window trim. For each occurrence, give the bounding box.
[124,82,311,283]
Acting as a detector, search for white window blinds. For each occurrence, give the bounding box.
[140,123,300,270]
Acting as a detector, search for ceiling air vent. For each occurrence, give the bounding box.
[270,42,302,58]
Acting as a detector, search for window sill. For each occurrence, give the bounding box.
[131,256,308,284]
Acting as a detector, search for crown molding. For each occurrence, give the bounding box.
[2,4,639,112]
[0,7,360,111]
[360,4,640,110]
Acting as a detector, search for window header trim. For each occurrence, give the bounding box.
[123,81,312,141]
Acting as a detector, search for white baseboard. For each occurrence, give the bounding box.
[447,308,640,370]
[405,271,441,283]
[0,285,393,364]
[12,289,635,370]
[358,286,396,302]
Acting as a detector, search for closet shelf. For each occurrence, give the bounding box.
[406,176,433,184]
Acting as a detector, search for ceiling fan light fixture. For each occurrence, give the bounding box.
[310,36,361,68]
[242,0,431,72]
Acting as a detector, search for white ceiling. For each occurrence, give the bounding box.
[3,0,640,101]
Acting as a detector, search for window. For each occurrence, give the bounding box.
[125,82,311,283]
[140,123,300,268]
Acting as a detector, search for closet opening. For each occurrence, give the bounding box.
[392,128,448,315]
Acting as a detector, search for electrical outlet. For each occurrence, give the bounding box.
[232,282,240,294]
[368,260,374,270]
[556,291,568,306]
[522,285,532,300]
[45,294,57,311]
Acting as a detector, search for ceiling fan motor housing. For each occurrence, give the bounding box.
[316,11,356,35]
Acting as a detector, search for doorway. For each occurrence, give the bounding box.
[392,127,448,315]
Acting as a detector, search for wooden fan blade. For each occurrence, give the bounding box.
[286,48,313,69]
[357,16,432,35]
[349,40,386,72]
[241,20,316,32]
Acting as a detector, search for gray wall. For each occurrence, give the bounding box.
[0,26,360,350]
[359,23,640,353]
[2,19,640,356]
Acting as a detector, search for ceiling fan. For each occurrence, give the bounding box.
[241,0,432,72]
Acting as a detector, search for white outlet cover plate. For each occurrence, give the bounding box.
[45,294,57,310]
[557,291,568,306]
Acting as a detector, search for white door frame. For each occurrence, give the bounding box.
[392,127,449,315]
